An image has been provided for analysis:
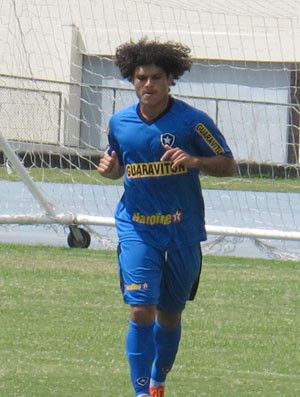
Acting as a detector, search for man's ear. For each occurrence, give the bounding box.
[168,73,175,86]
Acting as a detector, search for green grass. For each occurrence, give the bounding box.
[0,167,120,186]
[200,175,300,192]
[1,244,299,396]
[1,166,299,192]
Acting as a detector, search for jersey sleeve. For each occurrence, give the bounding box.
[193,112,233,158]
[106,120,124,165]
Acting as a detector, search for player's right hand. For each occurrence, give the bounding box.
[97,150,122,179]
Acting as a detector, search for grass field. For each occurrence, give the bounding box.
[1,244,299,396]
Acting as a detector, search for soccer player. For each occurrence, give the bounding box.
[97,38,236,397]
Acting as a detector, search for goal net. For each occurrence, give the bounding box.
[1,0,300,259]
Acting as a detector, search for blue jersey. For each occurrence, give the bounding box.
[108,98,233,249]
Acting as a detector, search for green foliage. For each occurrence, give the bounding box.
[0,244,299,396]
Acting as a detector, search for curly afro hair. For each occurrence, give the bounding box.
[115,37,192,83]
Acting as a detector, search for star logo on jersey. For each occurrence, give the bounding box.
[172,210,182,222]
[161,133,175,147]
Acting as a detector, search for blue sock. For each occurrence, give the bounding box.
[151,320,182,383]
[126,320,155,396]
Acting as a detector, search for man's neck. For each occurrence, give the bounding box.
[139,96,172,122]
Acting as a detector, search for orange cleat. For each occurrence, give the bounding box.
[149,385,165,397]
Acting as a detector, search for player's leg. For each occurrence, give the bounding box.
[126,311,155,397]
[150,243,202,394]
[118,241,164,397]
[149,310,181,396]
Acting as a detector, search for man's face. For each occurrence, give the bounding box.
[132,64,173,108]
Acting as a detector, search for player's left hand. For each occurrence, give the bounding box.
[160,145,197,169]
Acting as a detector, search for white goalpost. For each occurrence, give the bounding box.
[1,0,300,258]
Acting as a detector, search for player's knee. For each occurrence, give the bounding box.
[130,304,156,325]
[157,310,182,330]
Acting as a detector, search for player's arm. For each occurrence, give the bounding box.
[190,154,237,177]
[161,145,237,177]
[97,150,124,180]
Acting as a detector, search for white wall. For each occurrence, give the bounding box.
[2,0,300,81]
[174,61,291,163]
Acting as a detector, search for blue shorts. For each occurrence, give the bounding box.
[117,241,202,313]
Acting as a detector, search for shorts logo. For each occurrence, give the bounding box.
[126,282,149,291]
[161,133,175,147]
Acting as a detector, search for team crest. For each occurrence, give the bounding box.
[161,133,175,147]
